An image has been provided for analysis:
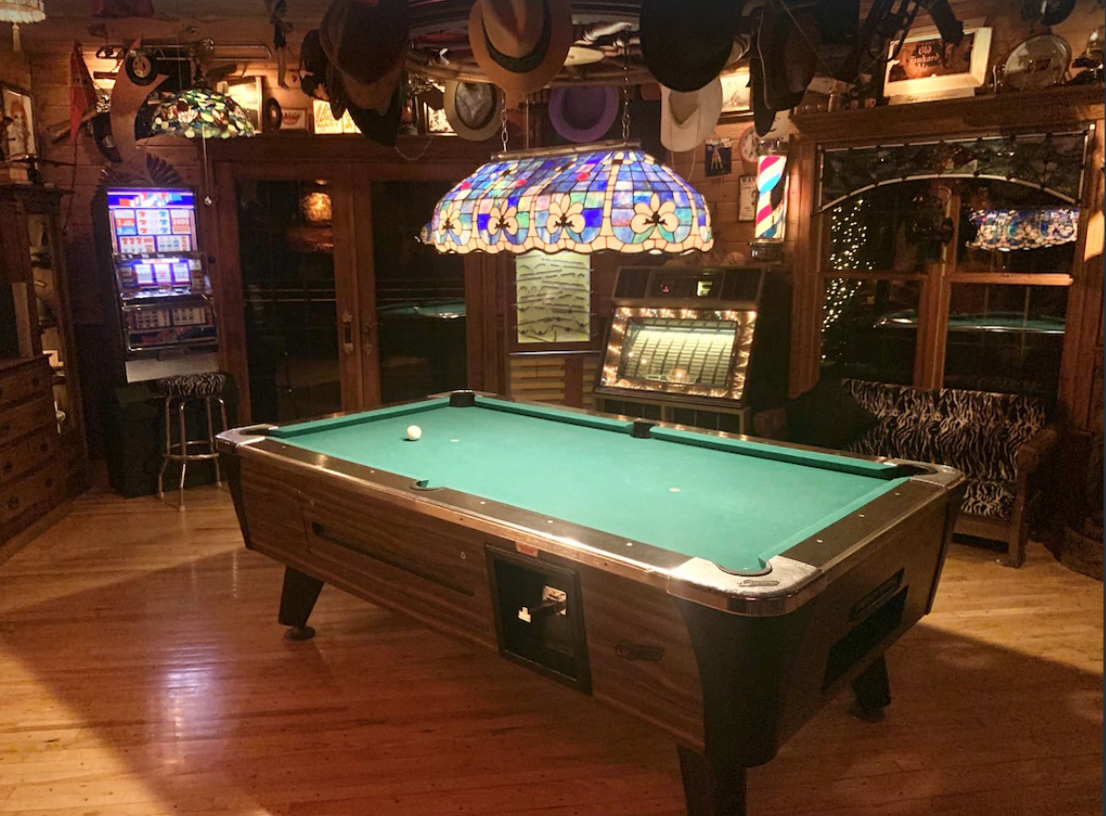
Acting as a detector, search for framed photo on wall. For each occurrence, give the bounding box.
[884,25,992,103]
[1,86,36,160]
[719,67,752,120]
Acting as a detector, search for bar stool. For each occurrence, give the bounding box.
[156,372,229,509]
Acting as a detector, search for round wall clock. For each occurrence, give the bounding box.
[739,125,759,166]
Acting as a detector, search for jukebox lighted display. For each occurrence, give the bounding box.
[101,188,217,379]
[595,266,790,433]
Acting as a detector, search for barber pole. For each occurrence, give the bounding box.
[754,152,787,242]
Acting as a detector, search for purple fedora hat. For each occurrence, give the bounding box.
[548,86,619,143]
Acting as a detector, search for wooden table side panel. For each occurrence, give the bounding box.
[579,564,706,751]
[293,467,498,650]
[240,459,309,557]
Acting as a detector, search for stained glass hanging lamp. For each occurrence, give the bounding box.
[422,140,713,255]
[150,88,255,139]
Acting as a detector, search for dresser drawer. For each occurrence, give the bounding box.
[0,398,54,447]
[0,429,55,486]
[0,462,62,528]
[0,359,51,413]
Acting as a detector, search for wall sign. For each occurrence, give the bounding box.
[884,26,992,103]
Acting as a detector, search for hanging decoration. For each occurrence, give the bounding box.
[0,0,45,51]
[968,207,1081,251]
[150,88,255,139]
[422,142,713,255]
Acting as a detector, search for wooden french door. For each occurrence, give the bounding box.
[213,163,381,424]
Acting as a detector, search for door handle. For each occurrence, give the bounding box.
[340,311,354,355]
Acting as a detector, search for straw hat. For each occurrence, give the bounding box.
[468,0,573,105]
[660,78,723,153]
[444,80,502,141]
[548,86,618,143]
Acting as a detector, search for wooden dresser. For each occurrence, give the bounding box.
[0,356,63,543]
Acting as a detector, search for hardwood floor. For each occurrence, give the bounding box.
[0,485,1101,816]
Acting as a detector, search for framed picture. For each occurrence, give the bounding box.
[221,76,263,131]
[884,26,992,102]
[719,67,752,119]
[279,107,309,131]
[2,86,36,160]
[738,175,757,221]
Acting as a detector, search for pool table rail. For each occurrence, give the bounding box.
[216,407,964,618]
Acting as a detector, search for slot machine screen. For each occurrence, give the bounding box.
[107,188,198,255]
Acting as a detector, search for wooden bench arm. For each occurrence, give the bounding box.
[1015,424,1059,478]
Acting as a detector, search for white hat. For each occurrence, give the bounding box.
[444,80,502,141]
[660,78,723,153]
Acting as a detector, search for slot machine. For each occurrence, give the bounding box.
[99,187,217,382]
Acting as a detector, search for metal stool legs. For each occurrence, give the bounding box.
[157,394,227,510]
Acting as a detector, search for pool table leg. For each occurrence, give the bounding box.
[677,745,747,816]
[278,567,324,641]
[851,654,891,721]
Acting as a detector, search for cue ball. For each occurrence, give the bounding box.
[406,425,422,441]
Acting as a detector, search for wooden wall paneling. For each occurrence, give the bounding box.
[789,139,823,395]
[329,167,363,413]
[463,254,489,392]
[213,161,250,423]
[1058,120,1105,431]
[352,167,381,409]
[508,354,567,404]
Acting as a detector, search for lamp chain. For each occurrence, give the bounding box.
[620,42,631,142]
[500,94,509,152]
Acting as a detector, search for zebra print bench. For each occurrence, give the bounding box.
[756,379,1057,567]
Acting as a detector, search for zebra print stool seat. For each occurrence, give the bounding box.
[155,372,229,510]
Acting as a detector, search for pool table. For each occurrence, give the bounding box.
[217,391,965,816]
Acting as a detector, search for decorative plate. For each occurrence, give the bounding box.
[1004,34,1072,91]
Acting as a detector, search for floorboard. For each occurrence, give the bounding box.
[0,485,1101,816]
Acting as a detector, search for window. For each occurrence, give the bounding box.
[816,131,1087,401]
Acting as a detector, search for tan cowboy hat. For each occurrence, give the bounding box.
[660,78,723,153]
[444,80,503,141]
[468,0,573,105]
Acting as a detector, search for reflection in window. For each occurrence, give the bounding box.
[826,183,949,274]
[944,284,1066,399]
[822,278,920,384]
[958,182,1080,275]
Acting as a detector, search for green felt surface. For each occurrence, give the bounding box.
[270,398,905,572]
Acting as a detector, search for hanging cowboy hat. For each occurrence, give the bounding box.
[751,4,820,135]
[660,77,723,153]
[327,62,404,147]
[640,0,742,92]
[468,0,574,105]
[321,0,408,110]
[548,85,618,143]
[444,80,502,141]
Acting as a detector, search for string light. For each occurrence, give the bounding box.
[822,196,872,359]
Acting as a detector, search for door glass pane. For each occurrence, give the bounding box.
[371,182,466,403]
[822,278,921,384]
[957,180,1080,275]
[944,283,1067,399]
[238,180,341,423]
